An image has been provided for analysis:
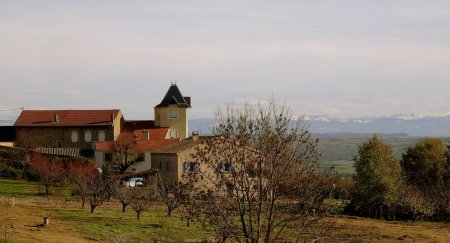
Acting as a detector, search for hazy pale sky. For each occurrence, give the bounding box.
[1,0,450,120]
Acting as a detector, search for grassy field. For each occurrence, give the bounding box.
[2,178,450,242]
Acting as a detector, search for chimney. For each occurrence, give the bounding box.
[110,113,115,122]
[192,131,199,141]
[142,130,150,140]
[54,114,59,123]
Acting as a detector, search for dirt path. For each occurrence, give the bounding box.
[329,215,450,242]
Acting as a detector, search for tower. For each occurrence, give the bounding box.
[154,84,191,140]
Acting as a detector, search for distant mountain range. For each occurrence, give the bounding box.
[189,114,450,137]
[3,114,450,137]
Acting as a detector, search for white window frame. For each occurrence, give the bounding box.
[71,130,78,142]
[168,108,179,119]
[84,130,92,142]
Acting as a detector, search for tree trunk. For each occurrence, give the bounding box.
[90,204,96,213]
[187,218,190,227]
[136,212,141,220]
[168,208,172,216]
[122,204,128,212]
[45,184,50,195]
[81,199,85,208]
[222,235,228,243]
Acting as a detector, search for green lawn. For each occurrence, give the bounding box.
[0,178,74,198]
[320,160,355,177]
[61,206,208,242]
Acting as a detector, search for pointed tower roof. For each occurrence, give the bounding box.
[155,84,191,108]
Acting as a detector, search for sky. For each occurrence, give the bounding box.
[1,0,450,121]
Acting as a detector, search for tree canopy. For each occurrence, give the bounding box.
[352,135,402,215]
[401,138,449,186]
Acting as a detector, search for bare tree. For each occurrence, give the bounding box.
[179,194,200,227]
[110,182,135,212]
[68,159,98,208]
[129,187,155,220]
[189,100,335,242]
[157,178,191,216]
[85,173,110,213]
[111,133,138,174]
[28,154,65,195]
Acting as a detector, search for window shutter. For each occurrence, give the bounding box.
[184,162,190,173]
[194,163,200,172]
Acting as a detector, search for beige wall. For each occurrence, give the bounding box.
[113,112,125,141]
[154,105,188,140]
[151,153,179,181]
[151,143,215,187]
[130,151,152,171]
[95,150,152,172]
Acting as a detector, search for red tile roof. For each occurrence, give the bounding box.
[94,120,177,152]
[15,110,121,127]
[121,121,168,140]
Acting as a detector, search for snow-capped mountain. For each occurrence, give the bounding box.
[189,113,450,137]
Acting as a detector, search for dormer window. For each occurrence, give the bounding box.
[169,129,178,139]
[168,108,179,119]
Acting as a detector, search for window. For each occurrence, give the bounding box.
[104,153,113,162]
[169,129,178,139]
[168,108,179,119]
[98,130,105,141]
[226,183,234,197]
[218,161,233,173]
[71,131,78,142]
[84,131,92,142]
[183,162,200,173]
[166,161,171,172]
[136,153,145,161]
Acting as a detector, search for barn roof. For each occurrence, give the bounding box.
[15,110,121,127]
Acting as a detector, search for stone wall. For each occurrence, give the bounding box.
[15,126,114,149]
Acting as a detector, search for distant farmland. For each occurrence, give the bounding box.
[318,136,427,177]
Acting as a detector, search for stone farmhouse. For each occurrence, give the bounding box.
[9,83,205,182]
[15,109,124,155]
